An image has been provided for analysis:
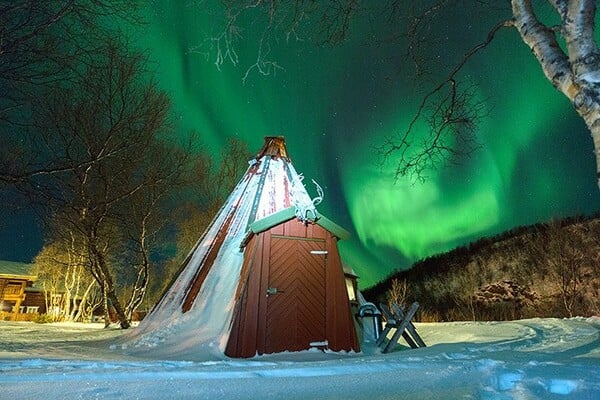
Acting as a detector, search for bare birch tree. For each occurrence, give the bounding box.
[530,220,589,317]
[32,236,98,322]
[386,277,408,309]
[116,140,193,322]
[32,39,193,328]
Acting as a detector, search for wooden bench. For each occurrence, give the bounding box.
[376,302,426,353]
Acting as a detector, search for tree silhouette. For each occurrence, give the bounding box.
[0,0,139,186]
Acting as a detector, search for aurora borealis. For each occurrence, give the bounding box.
[2,1,600,288]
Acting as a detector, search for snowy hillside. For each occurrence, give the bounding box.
[1,318,599,399]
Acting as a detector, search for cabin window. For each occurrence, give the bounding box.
[5,282,23,295]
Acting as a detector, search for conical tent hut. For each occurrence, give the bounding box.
[127,136,360,359]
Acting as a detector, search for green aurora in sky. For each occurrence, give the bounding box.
[129,2,600,288]
[0,2,598,288]
[3,2,593,287]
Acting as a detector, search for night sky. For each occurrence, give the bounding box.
[2,2,600,288]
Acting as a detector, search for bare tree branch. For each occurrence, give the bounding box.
[378,18,513,181]
[0,0,142,185]
[188,1,363,82]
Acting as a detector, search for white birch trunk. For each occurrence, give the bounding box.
[512,0,600,188]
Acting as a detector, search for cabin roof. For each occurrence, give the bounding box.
[0,260,36,281]
[240,206,350,249]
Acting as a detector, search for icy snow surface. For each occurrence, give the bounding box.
[1,318,599,399]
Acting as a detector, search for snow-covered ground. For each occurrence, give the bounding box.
[1,318,599,399]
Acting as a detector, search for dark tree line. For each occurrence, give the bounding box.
[364,215,600,321]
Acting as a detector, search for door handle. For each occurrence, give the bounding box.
[266,287,284,296]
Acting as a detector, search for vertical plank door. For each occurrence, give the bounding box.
[264,236,327,353]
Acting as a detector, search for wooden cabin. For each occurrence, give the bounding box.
[0,261,38,320]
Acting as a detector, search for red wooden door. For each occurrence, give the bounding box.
[264,236,327,353]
